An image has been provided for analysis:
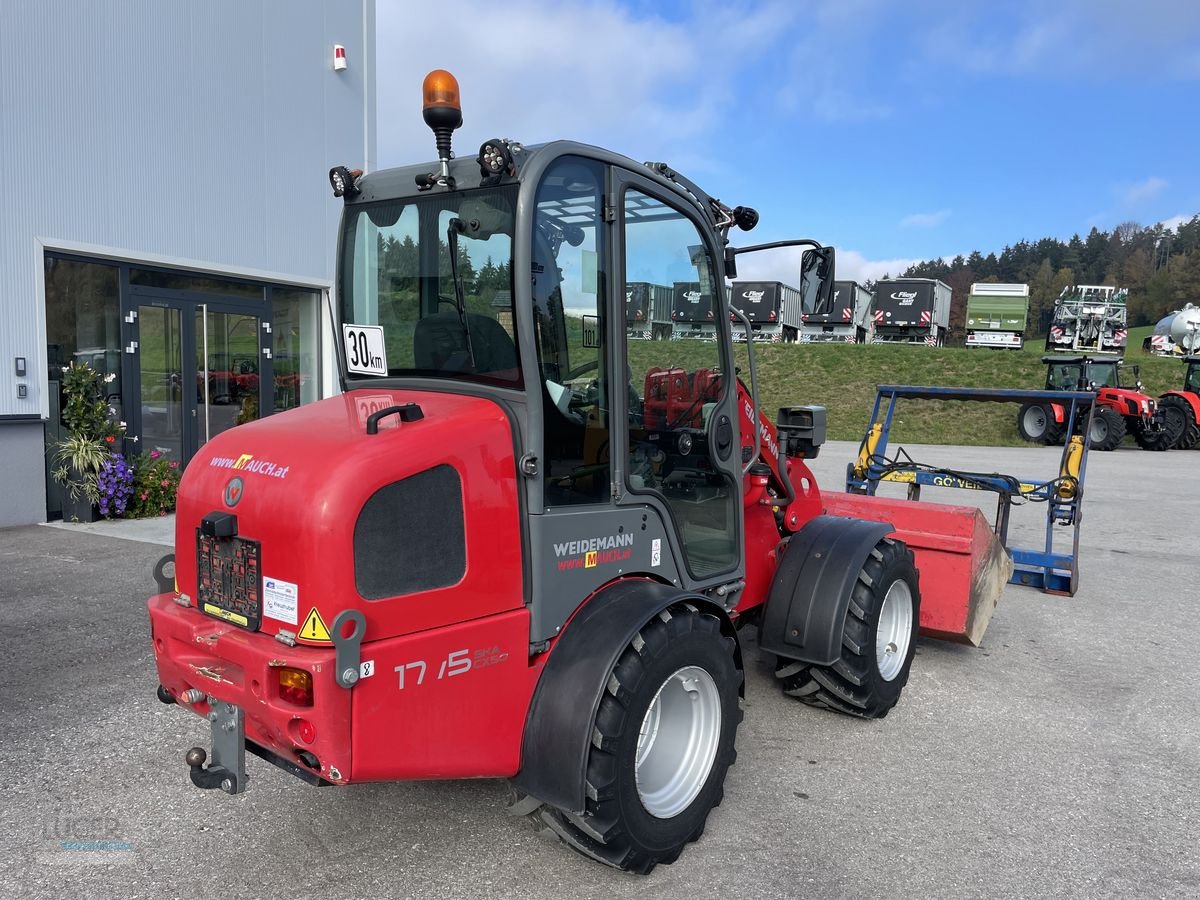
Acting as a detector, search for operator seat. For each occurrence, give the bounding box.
[413,312,518,378]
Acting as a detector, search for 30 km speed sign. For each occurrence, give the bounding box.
[342,324,388,376]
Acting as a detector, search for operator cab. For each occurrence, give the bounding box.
[1042,354,1121,391]
[333,76,834,599]
[1185,356,1200,395]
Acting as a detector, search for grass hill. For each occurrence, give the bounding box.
[626,337,1189,447]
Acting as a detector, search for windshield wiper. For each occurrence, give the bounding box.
[446,219,478,372]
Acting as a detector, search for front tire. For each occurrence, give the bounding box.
[523,604,742,873]
[1088,407,1125,450]
[775,537,920,719]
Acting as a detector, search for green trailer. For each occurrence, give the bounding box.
[965,283,1029,349]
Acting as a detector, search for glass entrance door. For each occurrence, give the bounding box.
[137,304,186,462]
[131,289,265,466]
[197,306,263,448]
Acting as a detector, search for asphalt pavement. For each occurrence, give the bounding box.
[0,440,1196,899]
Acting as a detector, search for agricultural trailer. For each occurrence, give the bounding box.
[871,278,951,346]
[728,280,802,342]
[964,282,1029,350]
[147,70,1013,874]
[800,279,874,344]
[625,281,673,341]
[1144,303,1200,357]
[1045,285,1128,355]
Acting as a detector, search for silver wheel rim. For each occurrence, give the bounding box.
[1090,416,1107,442]
[876,580,914,681]
[1022,406,1046,437]
[635,665,721,819]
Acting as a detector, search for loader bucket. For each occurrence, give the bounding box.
[822,493,1013,646]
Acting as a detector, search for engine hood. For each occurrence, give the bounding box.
[174,388,525,643]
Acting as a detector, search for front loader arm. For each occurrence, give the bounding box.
[734,377,822,534]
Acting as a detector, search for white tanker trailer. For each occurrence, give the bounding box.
[1146,303,1200,356]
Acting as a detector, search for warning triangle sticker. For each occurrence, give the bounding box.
[299,607,331,642]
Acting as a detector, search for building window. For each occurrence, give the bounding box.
[130,268,263,301]
[44,255,122,405]
[271,288,320,410]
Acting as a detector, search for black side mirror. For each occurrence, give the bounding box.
[800,246,836,316]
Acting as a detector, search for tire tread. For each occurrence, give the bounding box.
[517,604,742,873]
[774,538,919,719]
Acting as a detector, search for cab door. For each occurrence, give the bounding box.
[610,170,743,583]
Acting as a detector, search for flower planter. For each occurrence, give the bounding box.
[61,485,100,523]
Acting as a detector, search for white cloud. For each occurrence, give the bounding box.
[1123,176,1168,206]
[835,249,929,283]
[374,0,802,171]
[899,209,951,228]
[931,3,1200,80]
[1158,213,1193,232]
[735,244,925,286]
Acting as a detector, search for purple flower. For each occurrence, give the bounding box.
[96,453,135,519]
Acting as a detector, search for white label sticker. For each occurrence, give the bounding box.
[651,538,661,567]
[263,577,299,625]
[342,324,388,376]
[359,660,375,679]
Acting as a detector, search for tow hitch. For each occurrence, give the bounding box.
[186,700,248,794]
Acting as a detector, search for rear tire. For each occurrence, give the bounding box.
[1180,423,1200,450]
[1017,403,1062,445]
[775,537,920,719]
[1087,407,1125,451]
[516,604,742,873]
[1159,395,1198,449]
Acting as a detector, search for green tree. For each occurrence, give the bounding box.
[1028,258,1057,333]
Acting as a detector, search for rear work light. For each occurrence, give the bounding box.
[277,667,314,707]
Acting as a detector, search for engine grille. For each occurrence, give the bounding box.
[354,464,466,600]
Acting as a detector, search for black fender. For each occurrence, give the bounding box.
[759,515,892,665]
[512,578,741,815]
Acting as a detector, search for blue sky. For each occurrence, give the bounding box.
[376,0,1200,281]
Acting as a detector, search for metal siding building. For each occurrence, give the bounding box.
[0,0,375,526]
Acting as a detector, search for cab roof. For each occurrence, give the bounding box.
[1041,354,1122,365]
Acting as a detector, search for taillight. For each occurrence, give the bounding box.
[769,309,777,321]
[277,667,313,707]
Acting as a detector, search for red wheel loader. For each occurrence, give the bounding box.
[147,71,1011,873]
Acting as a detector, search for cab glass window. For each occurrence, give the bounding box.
[532,157,609,506]
[338,186,520,386]
[622,188,737,577]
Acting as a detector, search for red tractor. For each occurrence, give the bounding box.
[1017,354,1175,451]
[147,71,1008,873]
[1158,355,1200,449]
